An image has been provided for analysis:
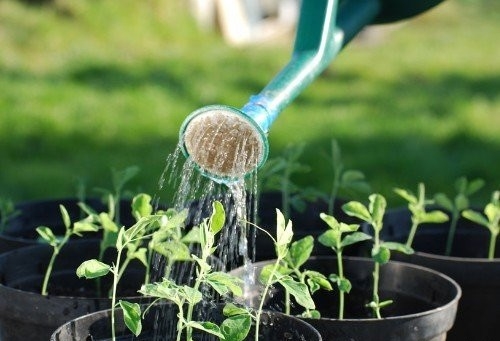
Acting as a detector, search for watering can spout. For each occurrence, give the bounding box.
[179,0,445,182]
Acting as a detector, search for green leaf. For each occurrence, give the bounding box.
[462,210,489,227]
[455,193,469,212]
[99,212,119,233]
[153,240,191,261]
[318,230,339,249]
[59,205,71,229]
[76,259,111,279]
[182,285,203,305]
[187,321,224,339]
[372,246,391,264]
[223,303,249,317]
[181,226,201,244]
[36,226,59,247]
[259,263,291,284]
[221,314,252,341]
[301,309,321,319]
[205,272,243,297]
[342,201,371,222]
[279,276,315,310]
[119,300,142,336]
[128,247,148,266]
[209,201,226,234]
[338,278,352,293]
[466,178,485,196]
[420,210,449,224]
[381,241,414,255]
[132,193,153,219]
[369,194,386,229]
[305,271,332,293]
[434,193,453,211]
[394,188,417,204]
[341,231,372,248]
[275,209,293,259]
[73,221,99,235]
[287,236,314,268]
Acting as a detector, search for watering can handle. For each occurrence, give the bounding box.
[241,0,380,133]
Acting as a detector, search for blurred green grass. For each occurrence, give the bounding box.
[0,0,499,206]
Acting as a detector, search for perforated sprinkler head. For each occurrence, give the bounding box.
[179,105,269,183]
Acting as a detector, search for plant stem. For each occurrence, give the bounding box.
[186,264,206,341]
[405,219,419,249]
[489,233,497,260]
[256,260,280,341]
[41,233,70,296]
[110,247,124,341]
[445,211,459,256]
[176,303,185,341]
[337,251,345,320]
[372,262,381,319]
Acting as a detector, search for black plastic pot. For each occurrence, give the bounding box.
[0,197,135,254]
[0,239,147,341]
[231,256,461,341]
[379,207,500,341]
[50,303,323,341]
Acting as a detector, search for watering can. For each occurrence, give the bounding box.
[179,0,445,183]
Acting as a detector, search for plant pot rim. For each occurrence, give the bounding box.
[51,303,324,341]
[245,255,462,322]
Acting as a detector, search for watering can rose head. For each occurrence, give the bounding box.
[179,105,268,183]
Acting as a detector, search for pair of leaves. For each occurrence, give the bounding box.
[394,184,449,225]
[342,194,386,232]
[318,213,371,252]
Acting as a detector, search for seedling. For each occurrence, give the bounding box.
[76,194,167,340]
[324,139,370,216]
[434,176,484,256]
[258,143,320,218]
[0,197,20,232]
[36,205,99,295]
[318,213,372,319]
[394,183,449,248]
[139,201,250,341]
[342,194,413,318]
[462,190,500,259]
[254,209,317,339]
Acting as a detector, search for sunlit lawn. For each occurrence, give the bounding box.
[0,0,499,207]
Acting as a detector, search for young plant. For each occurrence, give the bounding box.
[394,183,450,248]
[258,143,320,218]
[318,213,372,319]
[325,139,371,216]
[36,205,99,295]
[256,209,318,328]
[0,197,20,232]
[139,201,250,341]
[462,190,500,259]
[342,194,413,318]
[76,194,166,340]
[434,176,484,256]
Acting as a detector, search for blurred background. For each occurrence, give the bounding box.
[0,0,499,206]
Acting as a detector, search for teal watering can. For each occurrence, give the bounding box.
[179,0,445,183]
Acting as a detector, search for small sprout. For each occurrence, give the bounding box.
[394,183,449,249]
[318,212,371,319]
[343,194,412,318]
[0,197,21,232]
[434,177,484,256]
[37,204,99,296]
[325,139,371,215]
[462,190,499,259]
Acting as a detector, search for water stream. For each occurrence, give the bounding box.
[149,133,263,339]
